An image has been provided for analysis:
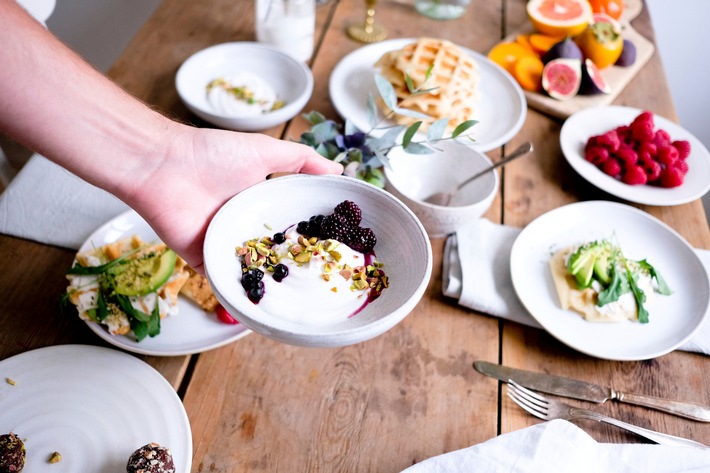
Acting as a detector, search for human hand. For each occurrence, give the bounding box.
[125,124,343,273]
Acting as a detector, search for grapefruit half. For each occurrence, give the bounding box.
[527,0,593,37]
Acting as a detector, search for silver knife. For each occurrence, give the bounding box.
[473,360,710,422]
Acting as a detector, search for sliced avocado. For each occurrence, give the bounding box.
[593,253,612,285]
[567,247,596,289]
[112,249,177,297]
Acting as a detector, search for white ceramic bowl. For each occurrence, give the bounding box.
[175,42,313,131]
[384,141,499,238]
[203,174,432,347]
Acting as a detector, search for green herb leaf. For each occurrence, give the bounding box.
[597,264,624,306]
[66,248,140,275]
[96,289,108,322]
[393,107,432,120]
[424,64,434,81]
[115,294,151,323]
[312,121,339,143]
[638,259,672,295]
[374,74,398,111]
[405,74,415,94]
[403,142,434,155]
[411,86,439,96]
[626,267,650,323]
[147,300,161,338]
[402,122,422,148]
[427,119,449,142]
[302,111,326,125]
[367,93,378,129]
[451,120,479,138]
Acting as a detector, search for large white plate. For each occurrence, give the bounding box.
[510,201,710,360]
[75,210,250,356]
[560,106,710,206]
[329,38,526,153]
[0,345,191,472]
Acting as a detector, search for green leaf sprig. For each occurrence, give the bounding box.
[299,67,479,188]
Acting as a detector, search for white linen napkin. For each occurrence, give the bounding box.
[0,154,129,249]
[442,218,710,355]
[401,419,710,473]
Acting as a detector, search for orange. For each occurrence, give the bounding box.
[526,0,593,37]
[589,0,624,21]
[513,55,544,92]
[574,21,623,69]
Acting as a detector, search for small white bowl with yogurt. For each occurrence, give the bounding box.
[203,174,433,347]
[175,42,313,131]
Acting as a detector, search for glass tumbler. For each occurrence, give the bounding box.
[255,0,316,62]
[414,0,471,20]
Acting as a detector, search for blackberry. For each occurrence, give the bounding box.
[320,213,350,242]
[273,232,286,244]
[346,227,377,253]
[334,200,362,227]
[273,263,289,282]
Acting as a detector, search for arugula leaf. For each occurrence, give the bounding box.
[597,264,624,306]
[115,295,151,323]
[66,247,140,275]
[96,289,108,321]
[638,259,672,295]
[626,267,650,324]
[147,300,161,338]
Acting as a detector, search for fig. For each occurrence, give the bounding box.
[579,58,610,95]
[615,39,636,67]
[541,37,583,64]
[542,58,582,101]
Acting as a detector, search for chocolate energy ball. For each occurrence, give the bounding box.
[126,443,175,473]
[0,433,25,473]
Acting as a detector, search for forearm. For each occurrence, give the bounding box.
[0,0,177,199]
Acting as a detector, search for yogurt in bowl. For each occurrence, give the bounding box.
[203,174,432,347]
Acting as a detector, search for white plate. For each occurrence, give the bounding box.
[510,201,710,360]
[0,345,191,472]
[560,106,710,206]
[75,210,250,356]
[329,38,526,153]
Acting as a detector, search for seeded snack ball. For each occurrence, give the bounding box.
[0,433,25,473]
[126,443,175,473]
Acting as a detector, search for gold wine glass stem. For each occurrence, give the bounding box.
[365,0,376,34]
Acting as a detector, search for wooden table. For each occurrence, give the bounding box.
[1,1,709,471]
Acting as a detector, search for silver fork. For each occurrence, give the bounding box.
[507,380,710,450]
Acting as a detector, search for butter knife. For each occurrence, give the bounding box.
[474,360,710,422]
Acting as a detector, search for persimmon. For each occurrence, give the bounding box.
[487,42,537,75]
[513,55,545,92]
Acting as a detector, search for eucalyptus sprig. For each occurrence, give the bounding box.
[298,67,478,187]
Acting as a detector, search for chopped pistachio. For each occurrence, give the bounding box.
[48,452,62,464]
[5,377,16,386]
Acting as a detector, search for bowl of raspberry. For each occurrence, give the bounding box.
[561,105,710,206]
[203,174,432,347]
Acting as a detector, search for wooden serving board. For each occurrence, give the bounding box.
[513,0,654,120]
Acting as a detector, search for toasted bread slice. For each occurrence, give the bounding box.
[180,267,220,312]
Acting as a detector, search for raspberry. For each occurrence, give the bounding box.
[601,158,622,178]
[346,226,377,253]
[672,140,691,159]
[320,213,350,241]
[596,130,621,152]
[334,200,362,227]
[641,158,662,182]
[615,125,633,145]
[622,165,648,185]
[674,159,689,176]
[657,145,679,166]
[632,110,655,128]
[586,136,599,149]
[659,167,684,188]
[584,146,609,165]
[653,129,671,147]
[614,146,638,166]
[637,141,657,158]
[631,120,654,142]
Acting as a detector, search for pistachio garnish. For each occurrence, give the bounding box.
[294,252,312,263]
[5,377,16,386]
[48,452,62,464]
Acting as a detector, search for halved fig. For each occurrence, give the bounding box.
[542,58,582,101]
[579,58,611,95]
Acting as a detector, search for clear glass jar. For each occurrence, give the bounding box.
[414,0,471,20]
[255,0,315,62]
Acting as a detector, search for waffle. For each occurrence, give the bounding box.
[374,38,479,131]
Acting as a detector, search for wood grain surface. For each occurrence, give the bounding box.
[0,1,708,472]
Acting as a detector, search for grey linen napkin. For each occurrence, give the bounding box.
[0,154,129,250]
[442,218,710,355]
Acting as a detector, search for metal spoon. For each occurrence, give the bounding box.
[423,141,533,206]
